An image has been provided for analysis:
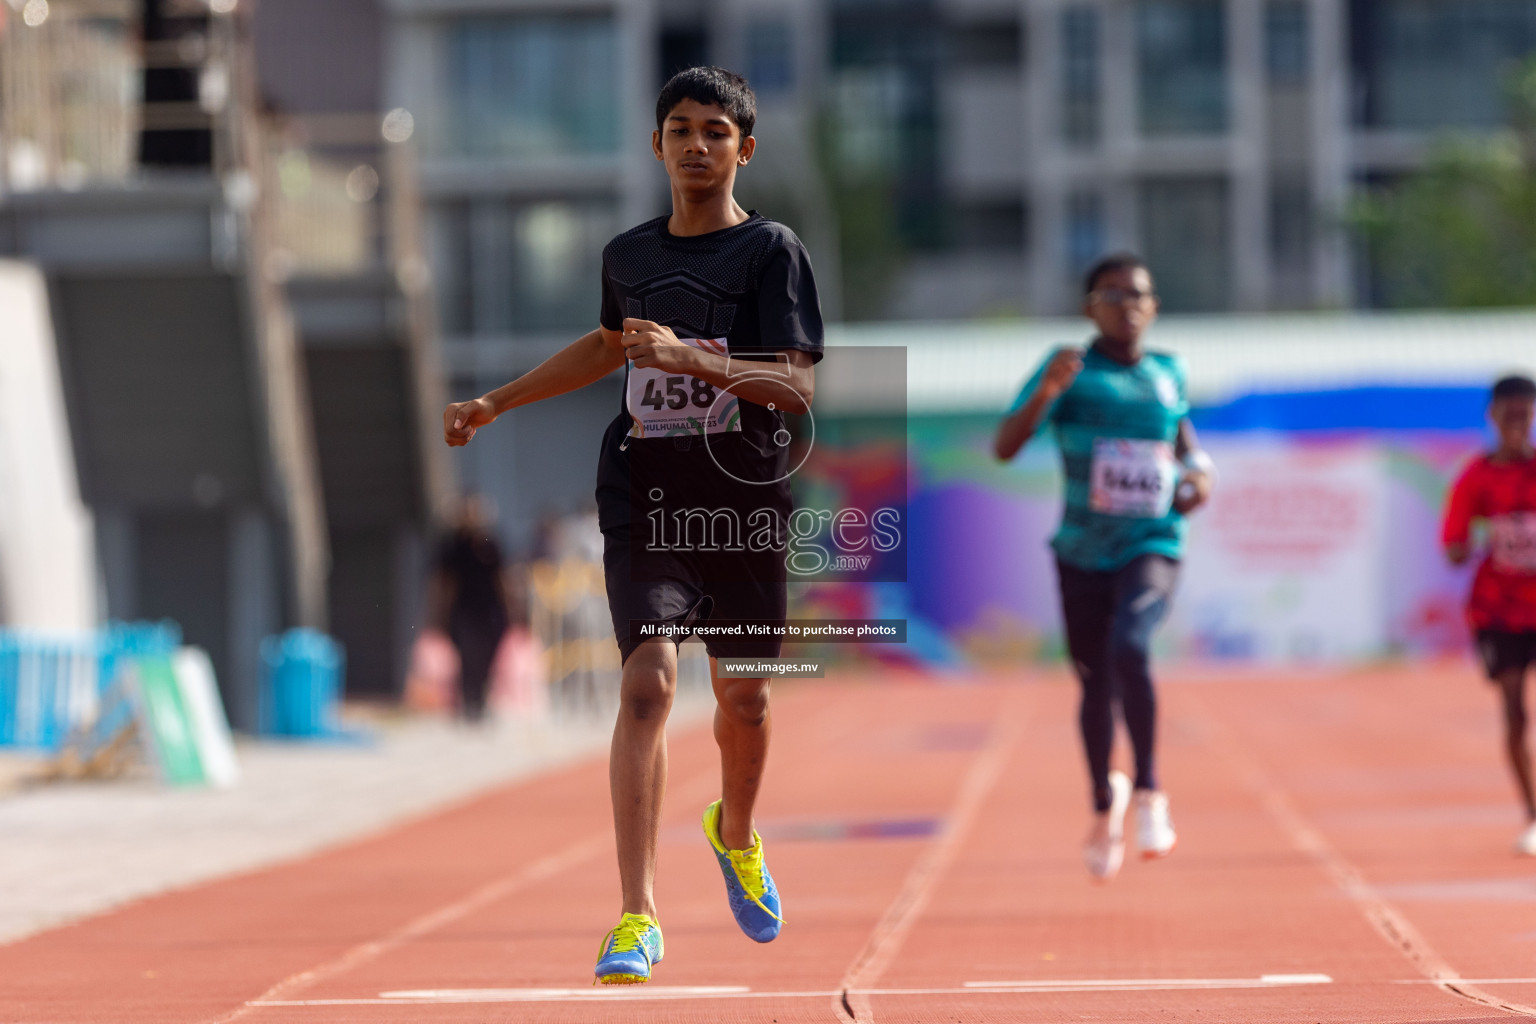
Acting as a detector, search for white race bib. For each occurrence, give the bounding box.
[625,337,741,439]
[1489,512,1536,574]
[1089,438,1178,518]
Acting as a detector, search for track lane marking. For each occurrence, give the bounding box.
[214,765,726,1023]
[208,830,613,1023]
[246,974,1332,1006]
[964,973,1333,989]
[1186,689,1536,1018]
[833,690,1031,1023]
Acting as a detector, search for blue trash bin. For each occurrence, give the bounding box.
[258,629,346,738]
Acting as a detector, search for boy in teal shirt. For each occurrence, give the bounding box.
[995,253,1213,882]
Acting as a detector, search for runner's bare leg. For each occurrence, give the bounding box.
[612,638,678,918]
[1496,667,1536,820]
[711,658,772,850]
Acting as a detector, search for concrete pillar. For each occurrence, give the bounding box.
[1023,0,1069,315]
[620,0,661,231]
[1100,0,1138,257]
[96,509,137,622]
[392,523,427,701]
[227,508,279,732]
[1229,0,1270,310]
[1309,0,1352,307]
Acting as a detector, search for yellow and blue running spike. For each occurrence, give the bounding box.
[593,913,664,985]
[702,799,783,942]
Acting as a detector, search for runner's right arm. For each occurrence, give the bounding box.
[1441,463,1479,566]
[443,327,625,446]
[994,348,1082,461]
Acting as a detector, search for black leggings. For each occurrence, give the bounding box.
[1057,555,1180,812]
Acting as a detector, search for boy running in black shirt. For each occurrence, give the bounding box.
[443,67,823,984]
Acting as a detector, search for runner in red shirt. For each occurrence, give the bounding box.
[1442,374,1536,855]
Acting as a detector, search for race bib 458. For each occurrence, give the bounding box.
[1089,437,1177,518]
[626,337,742,439]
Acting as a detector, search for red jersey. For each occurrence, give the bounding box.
[1441,453,1536,632]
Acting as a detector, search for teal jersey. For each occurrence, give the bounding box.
[1011,344,1191,571]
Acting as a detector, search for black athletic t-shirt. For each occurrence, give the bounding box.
[595,213,824,532]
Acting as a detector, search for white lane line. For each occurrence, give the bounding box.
[210,830,612,1023]
[248,976,1332,1007]
[1395,979,1536,986]
[964,974,1333,990]
[1185,690,1536,1019]
[214,765,728,1022]
[379,986,749,999]
[834,691,1031,1024]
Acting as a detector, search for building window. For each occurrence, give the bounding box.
[1269,180,1312,271]
[746,18,795,94]
[951,16,1023,70]
[1136,0,1228,135]
[1351,0,1536,129]
[831,7,944,249]
[432,15,619,159]
[1266,1,1309,86]
[428,201,474,335]
[1066,190,1105,274]
[1062,7,1101,145]
[660,24,709,85]
[955,198,1027,251]
[429,199,618,335]
[1139,177,1230,311]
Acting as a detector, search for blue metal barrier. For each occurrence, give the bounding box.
[258,629,346,738]
[0,621,181,750]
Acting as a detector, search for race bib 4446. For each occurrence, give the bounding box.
[1089,437,1178,518]
[626,337,742,439]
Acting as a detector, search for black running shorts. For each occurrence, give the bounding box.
[1476,629,1536,680]
[602,522,786,664]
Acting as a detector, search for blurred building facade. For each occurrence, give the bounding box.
[0,0,448,709]
[384,0,1536,538]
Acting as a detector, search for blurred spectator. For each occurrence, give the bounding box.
[428,496,512,722]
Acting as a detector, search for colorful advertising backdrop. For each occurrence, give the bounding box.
[796,397,1488,667]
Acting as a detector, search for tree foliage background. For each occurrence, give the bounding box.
[1351,58,1536,308]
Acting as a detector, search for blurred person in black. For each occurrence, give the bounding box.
[428,495,513,723]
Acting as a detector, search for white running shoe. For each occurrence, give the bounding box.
[1516,821,1536,856]
[1135,789,1177,860]
[1084,770,1132,882]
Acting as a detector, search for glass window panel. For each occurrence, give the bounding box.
[746,19,795,94]
[1066,190,1105,274]
[507,201,619,333]
[1269,180,1313,270]
[1266,1,1309,85]
[431,199,617,334]
[1062,7,1101,145]
[434,15,620,158]
[1351,0,1536,129]
[660,25,709,85]
[1136,0,1228,135]
[427,201,473,336]
[955,198,1027,251]
[951,17,1023,69]
[1139,177,1230,311]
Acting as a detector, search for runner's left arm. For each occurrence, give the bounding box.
[619,317,816,413]
[1173,418,1213,514]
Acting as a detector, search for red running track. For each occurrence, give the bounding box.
[4,664,1536,1023]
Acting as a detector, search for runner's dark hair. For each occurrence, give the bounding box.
[656,66,757,140]
[1492,375,1536,402]
[1084,252,1152,295]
